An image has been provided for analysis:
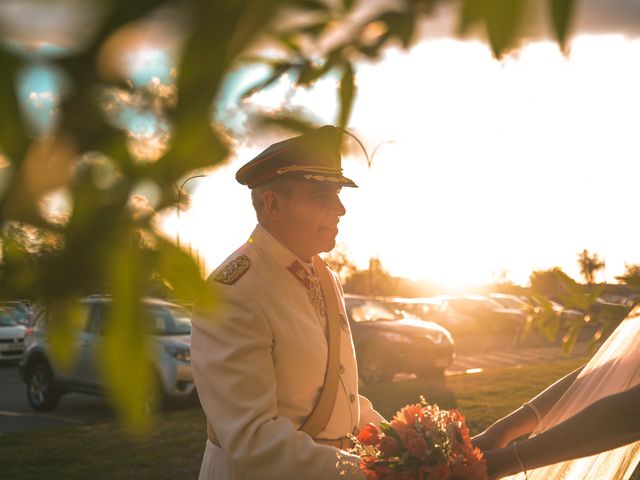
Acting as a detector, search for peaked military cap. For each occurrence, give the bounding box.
[235,125,358,188]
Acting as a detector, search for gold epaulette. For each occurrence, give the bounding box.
[213,255,251,285]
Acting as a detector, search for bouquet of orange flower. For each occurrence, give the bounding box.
[338,397,487,480]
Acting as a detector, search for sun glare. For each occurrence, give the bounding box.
[168,35,640,289]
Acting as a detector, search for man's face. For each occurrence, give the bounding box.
[275,181,346,261]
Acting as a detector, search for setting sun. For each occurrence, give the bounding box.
[163,34,640,289]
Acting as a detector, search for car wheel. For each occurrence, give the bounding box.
[358,349,393,384]
[26,362,61,412]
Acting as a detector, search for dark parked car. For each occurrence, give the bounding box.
[344,294,454,384]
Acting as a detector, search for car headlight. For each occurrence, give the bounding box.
[378,332,412,344]
[424,333,443,344]
[165,346,191,362]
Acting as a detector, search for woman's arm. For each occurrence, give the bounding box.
[484,383,640,479]
[473,365,584,451]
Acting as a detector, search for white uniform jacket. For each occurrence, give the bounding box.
[192,225,384,480]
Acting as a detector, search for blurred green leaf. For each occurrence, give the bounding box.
[458,0,527,58]
[252,112,320,134]
[298,0,331,12]
[274,33,304,55]
[160,119,228,180]
[342,0,357,13]
[337,62,355,129]
[0,50,28,166]
[562,324,581,355]
[101,241,153,434]
[380,11,416,48]
[298,20,330,38]
[485,0,527,58]
[549,0,576,53]
[526,294,561,341]
[459,0,485,34]
[155,238,217,310]
[241,63,291,99]
[48,298,85,371]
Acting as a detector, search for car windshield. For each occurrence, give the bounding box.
[445,298,495,313]
[0,311,20,326]
[147,306,192,335]
[494,297,526,309]
[348,299,400,323]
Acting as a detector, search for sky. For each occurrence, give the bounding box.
[4,0,640,290]
[171,33,640,288]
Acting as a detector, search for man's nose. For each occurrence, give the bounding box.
[329,194,346,216]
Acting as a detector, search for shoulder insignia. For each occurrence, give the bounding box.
[214,255,251,285]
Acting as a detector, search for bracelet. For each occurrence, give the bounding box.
[523,401,543,426]
[512,442,529,480]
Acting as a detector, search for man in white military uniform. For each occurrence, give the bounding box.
[192,125,384,479]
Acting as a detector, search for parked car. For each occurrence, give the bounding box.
[431,295,527,350]
[0,309,26,362]
[489,293,529,311]
[0,300,35,326]
[344,294,454,384]
[384,296,445,322]
[19,296,195,412]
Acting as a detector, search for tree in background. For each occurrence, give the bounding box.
[577,249,606,284]
[529,267,571,300]
[345,257,397,296]
[323,244,357,285]
[615,263,640,289]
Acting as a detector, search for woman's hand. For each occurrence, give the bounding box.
[472,426,509,451]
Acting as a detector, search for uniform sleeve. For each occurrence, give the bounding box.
[358,394,386,428]
[192,287,362,480]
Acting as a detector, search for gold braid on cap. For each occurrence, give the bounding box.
[276,165,343,175]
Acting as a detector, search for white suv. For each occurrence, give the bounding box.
[19,296,195,412]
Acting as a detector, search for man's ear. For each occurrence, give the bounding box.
[262,190,282,220]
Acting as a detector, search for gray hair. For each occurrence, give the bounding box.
[251,177,295,217]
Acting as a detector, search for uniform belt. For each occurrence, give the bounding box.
[207,421,354,450]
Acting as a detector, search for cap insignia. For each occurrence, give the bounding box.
[214,255,251,285]
[302,174,343,183]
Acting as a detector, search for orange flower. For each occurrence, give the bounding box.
[360,467,379,480]
[407,436,429,459]
[360,458,379,480]
[398,428,420,448]
[391,404,425,430]
[379,435,403,457]
[358,423,382,446]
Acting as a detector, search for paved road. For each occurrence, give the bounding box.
[0,363,113,434]
[1,343,591,434]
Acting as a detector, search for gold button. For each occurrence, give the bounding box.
[339,364,345,374]
[349,394,356,403]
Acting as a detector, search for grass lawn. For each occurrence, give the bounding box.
[0,358,592,479]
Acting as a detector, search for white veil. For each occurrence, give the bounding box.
[506,308,640,480]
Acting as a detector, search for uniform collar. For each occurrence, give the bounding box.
[250,224,315,273]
